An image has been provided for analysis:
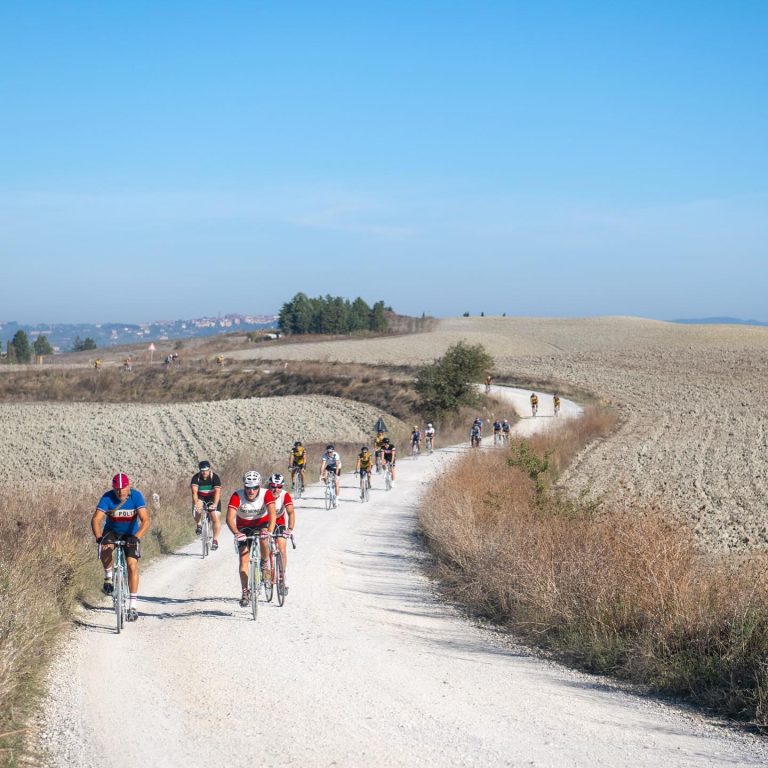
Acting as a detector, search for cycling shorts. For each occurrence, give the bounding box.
[101,530,141,559]
[237,524,269,551]
[382,454,396,466]
[325,463,338,474]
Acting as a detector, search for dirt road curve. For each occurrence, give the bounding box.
[39,389,765,767]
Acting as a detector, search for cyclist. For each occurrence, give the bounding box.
[473,416,484,433]
[485,374,493,393]
[530,392,539,417]
[425,422,436,451]
[470,422,482,447]
[355,446,374,489]
[553,394,561,416]
[374,431,386,472]
[264,473,295,594]
[191,460,222,549]
[410,425,421,455]
[226,470,276,607]
[380,437,397,485]
[288,440,307,490]
[91,473,150,623]
[492,418,502,444]
[320,444,342,501]
[501,418,511,442]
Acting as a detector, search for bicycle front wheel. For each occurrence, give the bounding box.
[114,561,123,634]
[201,515,209,558]
[264,551,274,603]
[248,553,259,620]
[275,551,285,607]
[294,472,303,500]
[325,482,332,510]
[363,476,370,502]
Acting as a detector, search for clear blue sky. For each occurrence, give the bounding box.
[1,1,766,323]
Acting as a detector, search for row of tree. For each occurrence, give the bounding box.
[278,293,389,335]
[3,331,97,362]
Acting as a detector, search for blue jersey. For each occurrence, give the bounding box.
[97,488,146,536]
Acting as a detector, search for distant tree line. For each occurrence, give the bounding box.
[278,293,389,335]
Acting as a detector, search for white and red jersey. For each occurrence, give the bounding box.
[228,489,267,528]
[264,489,293,526]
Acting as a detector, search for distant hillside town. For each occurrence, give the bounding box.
[0,313,279,352]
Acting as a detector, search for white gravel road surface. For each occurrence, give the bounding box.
[38,388,766,767]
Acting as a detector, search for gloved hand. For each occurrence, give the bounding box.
[235,532,246,542]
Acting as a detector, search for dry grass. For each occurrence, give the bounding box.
[0,474,193,764]
[420,407,768,725]
[0,360,421,421]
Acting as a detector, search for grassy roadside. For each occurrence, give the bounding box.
[418,407,768,726]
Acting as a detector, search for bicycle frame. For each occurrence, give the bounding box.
[100,539,129,634]
[244,534,264,620]
[200,502,214,558]
[324,472,337,509]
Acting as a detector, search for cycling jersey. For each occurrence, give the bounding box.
[493,421,501,432]
[502,422,510,433]
[191,471,222,509]
[554,397,561,406]
[290,447,306,466]
[411,431,421,443]
[358,452,373,470]
[98,488,146,536]
[382,445,396,463]
[228,489,267,529]
[264,489,293,526]
[530,396,539,404]
[425,427,435,438]
[322,451,341,471]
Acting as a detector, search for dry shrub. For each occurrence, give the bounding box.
[420,410,768,725]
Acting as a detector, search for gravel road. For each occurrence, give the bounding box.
[37,388,766,767]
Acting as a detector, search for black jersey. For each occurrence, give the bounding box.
[191,472,222,508]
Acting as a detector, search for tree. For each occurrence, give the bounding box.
[416,342,493,419]
[11,330,31,363]
[369,300,387,332]
[72,336,97,352]
[33,335,54,356]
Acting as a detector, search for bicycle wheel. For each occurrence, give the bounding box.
[114,559,123,634]
[363,475,370,502]
[385,469,392,491]
[248,551,259,620]
[325,481,332,510]
[275,551,285,607]
[294,472,303,500]
[264,550,274,603]
[201,514,209,558]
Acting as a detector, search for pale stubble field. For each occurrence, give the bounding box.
[234,316,768,552]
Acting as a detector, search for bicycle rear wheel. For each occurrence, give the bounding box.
[275,551,285,606]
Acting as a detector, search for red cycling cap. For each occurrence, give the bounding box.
[112,472,130,490]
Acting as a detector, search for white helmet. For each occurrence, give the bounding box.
[243,470,261,488]
[268,473,284,488]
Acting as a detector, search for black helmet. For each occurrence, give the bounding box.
[294,440,302,447]
[326,444,334,451]
[198,460,211,471]
[382,436,390,444]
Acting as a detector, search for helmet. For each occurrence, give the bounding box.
[413,425,418,429]
[294,441,302,447]
[360,446,369,452]
[382,436,390,444]
[112,472,130,490]
[427,423,432,427]
[268,473,284,488]
[198,460,211,471]
[243,470,261,489]
[326,444,334,451]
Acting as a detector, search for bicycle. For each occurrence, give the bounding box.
[199,502,214,559]
[411,441,420,458]
[324,472,338,509]
[501,430,510,445]
[493,430,502,446]
[244,533,266,620]
[358,471,371,502]
[470,431,481,449]
[101,538,129,634]
[265,529,296,606]
[425,434,434,454]
[531,403,538,417]
[290,466,304,500]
